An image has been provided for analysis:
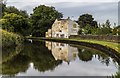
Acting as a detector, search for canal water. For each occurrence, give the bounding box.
[2,40,120,76]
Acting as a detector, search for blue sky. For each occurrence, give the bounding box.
[6,0,119,26]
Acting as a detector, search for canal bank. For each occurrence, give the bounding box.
[26,37,120,63]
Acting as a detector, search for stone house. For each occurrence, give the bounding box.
[46,17,79,38]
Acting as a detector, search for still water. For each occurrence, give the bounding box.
[2,40,120,76]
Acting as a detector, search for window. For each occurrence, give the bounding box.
[61,25,63,28]
[59,30,62,32]
[73,24,77,28]
[60,43,64,46]
[59,48,62,50]
[60,34,64,38]
[56,34,59,37]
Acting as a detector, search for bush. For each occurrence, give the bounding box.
[1,29,23,47]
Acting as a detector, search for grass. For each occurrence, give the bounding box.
[1,29,23,47]
[70,39,120,53]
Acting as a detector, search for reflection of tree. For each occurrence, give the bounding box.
[2,41,63,76]
[114,72,120,78]
[76,45,111,66]
[78,48,93,62]
[97,54,110,66]
[112,66,120,78]
[28,41,62,72]
[2,54,30,76]
[2,45,23,63]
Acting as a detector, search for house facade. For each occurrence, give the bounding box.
[46,17,79,38]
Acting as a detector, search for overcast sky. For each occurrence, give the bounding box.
[6,0,119,25]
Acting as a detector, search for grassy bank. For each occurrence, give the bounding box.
[70,39,120,53]
[1,29,23,47]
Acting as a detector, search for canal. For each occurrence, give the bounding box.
[2,40,120,76]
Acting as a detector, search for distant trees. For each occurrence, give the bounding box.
[78,14,98,35]
[78,14,98,28]
[112,25,120,35]
[77,14,119,35]
[30,5,63,37]
[94,20,112,35]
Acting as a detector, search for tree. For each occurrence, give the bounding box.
[78,14,98,28]
[5,6,28,18]
[30,5,63,37]
[105,20,111,28]
[100,20,112,35]
[0,2,6,17]
[2,13,30,36]
[112,25,120,35]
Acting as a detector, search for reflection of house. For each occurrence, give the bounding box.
[46,41,78,63]
[46,17,79,38]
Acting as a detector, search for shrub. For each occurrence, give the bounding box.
[1,29,23,47]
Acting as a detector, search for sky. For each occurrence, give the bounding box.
[5,0,120,26]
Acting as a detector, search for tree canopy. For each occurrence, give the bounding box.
[78,14,98,28]
[2,13,30,36]
[30,5,63,37]
[5,6,28,18]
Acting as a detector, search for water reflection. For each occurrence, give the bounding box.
[46,41,78,64]
[1,40,120,76]
[45,41,116,66]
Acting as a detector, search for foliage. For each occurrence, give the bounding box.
[78,14,98,28]
[1,2,28,18]
[2,13,30,36]
[112,25,120,35]
[1,29,23,47]
[5,6,29,18]
[2,41,62,75]
[2,54,30,76]
[30,5,63,37]
[77,14,98,35]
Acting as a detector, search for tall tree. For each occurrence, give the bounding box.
[30,5,63,37]
[105,19,111,28]
[78,14,98,28]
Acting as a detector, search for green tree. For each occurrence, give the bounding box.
[2,13,30,36]
[0,2,6,17]
[5,6,28,18]
[105,19,111,28]
[78,14,98,28]
[100,20,112,35]
[112,25,120,35]
[77,14,98,35]
[30,5,63,37]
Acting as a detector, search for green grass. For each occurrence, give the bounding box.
[70,39,120,53]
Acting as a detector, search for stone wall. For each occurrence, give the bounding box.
[69,35,120,42]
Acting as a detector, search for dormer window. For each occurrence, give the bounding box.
[73,24,77,28]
